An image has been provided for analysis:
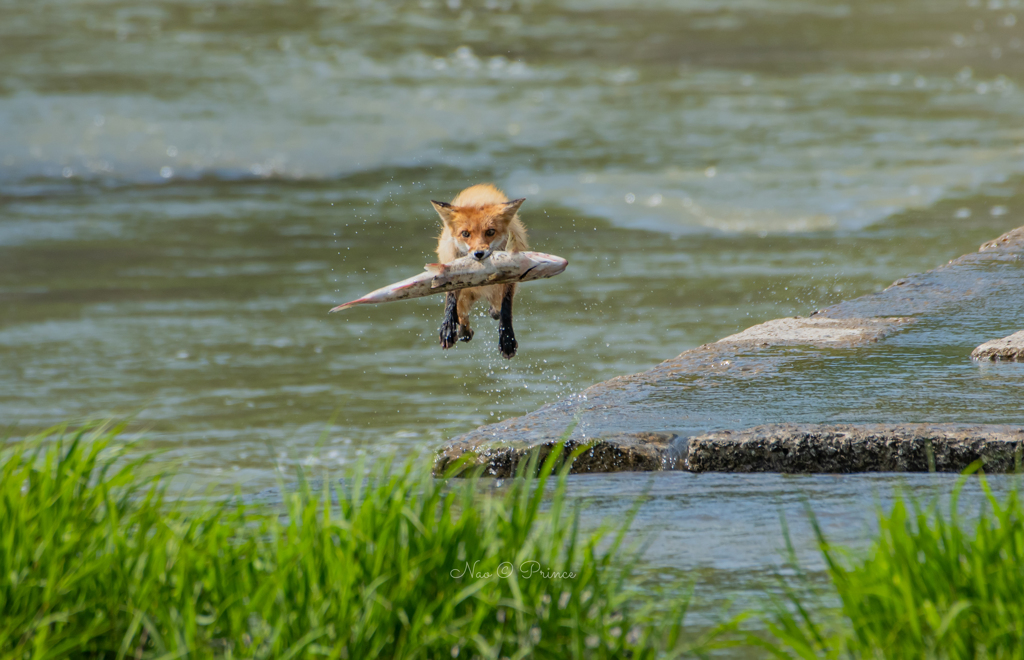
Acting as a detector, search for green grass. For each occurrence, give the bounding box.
[8,423,1024,660]
[0,422,719,660]
[757,470,1024,659]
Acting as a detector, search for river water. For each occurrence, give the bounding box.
[2,0,1024,620]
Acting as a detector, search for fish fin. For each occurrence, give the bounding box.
[430,276,446,290]
[424,262,447,274]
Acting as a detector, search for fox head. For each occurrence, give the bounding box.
[431,198,525,261]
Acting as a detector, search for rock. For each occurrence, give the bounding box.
[972,331,1024,361]
[433,431,682,477]
[687,424,1024,473]
[979,226,1024,252]
[717,316,911,347]
[433,223,1024,477]
[431,314,910,477]
[435,421,1024,476]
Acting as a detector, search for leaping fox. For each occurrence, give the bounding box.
[431,183,528,358]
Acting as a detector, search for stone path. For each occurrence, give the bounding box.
[434,225,1024,476]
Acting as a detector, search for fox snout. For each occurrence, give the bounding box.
[472,248,491,261]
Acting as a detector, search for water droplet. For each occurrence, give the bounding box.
[177,350,190,359]
[166,145,178,157]
[705,166,717,178]
[62,167,73,178]
[889,73,902,86]
[740,74,755,87]
[160,166,173,179]
[646,193,662,207]
[624,193,635,204]
[991,205,1008,216]
[955,207,972,219]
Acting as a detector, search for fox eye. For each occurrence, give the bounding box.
[485,229,496,237]
[460,230,470,238]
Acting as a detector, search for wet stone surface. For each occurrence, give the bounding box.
[434,225,1024,476]
[434,432,684,477]
[716,316,912,347]
[688,424,1024,474]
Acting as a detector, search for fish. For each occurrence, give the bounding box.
[329,251,568,312]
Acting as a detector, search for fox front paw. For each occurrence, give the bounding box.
[440,319,459,349]
[498,326,518,359]
[458,324,474,343]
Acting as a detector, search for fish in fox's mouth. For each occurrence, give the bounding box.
[328,251,568,313]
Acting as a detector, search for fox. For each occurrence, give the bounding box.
[431,183,529,358]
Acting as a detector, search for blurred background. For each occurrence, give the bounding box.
[1,0,1022,488]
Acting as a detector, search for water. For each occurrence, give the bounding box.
[2,0,1024,627]
[560,471,1024,630]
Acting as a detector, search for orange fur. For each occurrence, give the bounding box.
[433,183,528,261]
[431,184,529,356]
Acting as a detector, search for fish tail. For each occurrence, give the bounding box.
[328,298,365,312]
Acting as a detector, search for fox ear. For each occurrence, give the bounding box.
[497,198,525,222]
[431,200,456,226]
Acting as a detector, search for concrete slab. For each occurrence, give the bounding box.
[687,424,1024,473]
[435,432,683,477]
